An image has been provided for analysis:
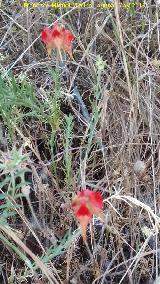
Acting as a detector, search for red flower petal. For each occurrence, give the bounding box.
[78,190,103,209]
[64,30,74,46]
[51,29,61,37]
[51,24,62,37]
[63,29,74,59]
[41,27,52,44]
[90,191,103,209]
[76,204,92,218]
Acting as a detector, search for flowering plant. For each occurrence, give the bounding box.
[71,189,104,241]
[41,23,74,60]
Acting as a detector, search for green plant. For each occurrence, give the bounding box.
[63,114,74,189]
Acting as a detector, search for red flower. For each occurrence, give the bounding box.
[41,24,74,60]
[71,189,104,241]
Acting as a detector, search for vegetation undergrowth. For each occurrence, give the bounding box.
[1,0,160,283]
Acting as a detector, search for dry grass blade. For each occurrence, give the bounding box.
[0,224,62,284]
